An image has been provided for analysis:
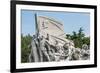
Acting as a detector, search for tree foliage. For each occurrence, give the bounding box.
[21,34,32,63]
[66,27,90,48]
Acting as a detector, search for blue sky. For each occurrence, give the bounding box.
[21,10,90,36]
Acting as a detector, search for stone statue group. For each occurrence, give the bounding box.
[28,15,90,62]
[28,34,90,62]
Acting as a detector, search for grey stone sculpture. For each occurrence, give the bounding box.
[28,15,90,62]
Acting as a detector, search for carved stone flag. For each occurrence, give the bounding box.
[37,16,71,46]
[37,16,65,38]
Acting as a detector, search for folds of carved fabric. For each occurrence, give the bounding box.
[39,36,50,62]
[28,37,40,62]
[29,36,55,62]
[28,36,41,62]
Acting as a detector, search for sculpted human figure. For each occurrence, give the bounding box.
[28,16,90,62]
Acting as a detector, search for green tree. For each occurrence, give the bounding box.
[66,34,71,39]
[82,37,90,46]
[21,34,32,63]
[77,27,85,48]
[66,27,90,48]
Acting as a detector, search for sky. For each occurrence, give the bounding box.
[21,10,90,36]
